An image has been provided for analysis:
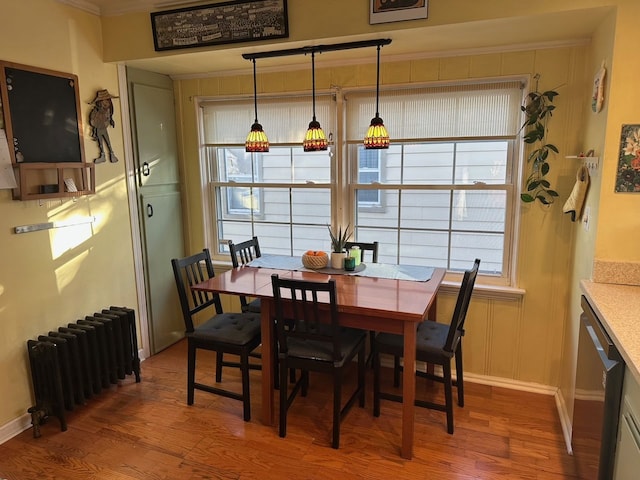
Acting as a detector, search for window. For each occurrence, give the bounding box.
[199,79,523,281]
[201,94,337,257]
[346,81,523,278]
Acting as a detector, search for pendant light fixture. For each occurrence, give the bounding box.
[364,44,389,149]
[303,51,328,152]
[245,58,269,152]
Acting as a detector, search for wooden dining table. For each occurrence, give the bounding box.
[192,259,446,459]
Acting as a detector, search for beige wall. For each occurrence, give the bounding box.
[559,10,616,432]
[0,0,138,429]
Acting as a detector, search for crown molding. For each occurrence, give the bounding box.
[170,37,591,81]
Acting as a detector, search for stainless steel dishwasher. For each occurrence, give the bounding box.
[572,295,625,479]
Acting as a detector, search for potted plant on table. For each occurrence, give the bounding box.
[328,224,352,269]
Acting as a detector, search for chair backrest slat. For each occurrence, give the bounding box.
[444,258,480,353]
[228,237,262,310]
[345,241,379,263]
[271,274,341,361]
[229,236,261,268]
[171,249,222,333]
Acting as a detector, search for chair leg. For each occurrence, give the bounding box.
[393,355,401,388]
[279,358,288,439]
[240,351,251,422]
[455,344,464,407]
[358,347,365,408]
[215,351,223,382]
[187,341,196,405]
[443,361,454,434]
[366,330,376,368]
[301,371,309,397]
[373,348,381,417]
[332,369,342,449]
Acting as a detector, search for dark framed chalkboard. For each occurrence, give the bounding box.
[0,61,86,165]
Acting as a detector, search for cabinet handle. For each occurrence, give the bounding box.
[142,162,150,176]
[146,203,154,218]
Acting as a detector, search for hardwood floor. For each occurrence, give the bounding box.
[0,339,579,479]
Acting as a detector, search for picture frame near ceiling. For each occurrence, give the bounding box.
[369,0,428,25]
[150,0,289,52]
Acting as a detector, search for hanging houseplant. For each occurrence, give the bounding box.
[520,74,560,205]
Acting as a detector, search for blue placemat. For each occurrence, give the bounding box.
[248,254,433,282]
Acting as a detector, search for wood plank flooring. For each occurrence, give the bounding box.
[0,339,579,479]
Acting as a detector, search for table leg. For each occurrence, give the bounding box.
[260,299,275,426]
[401,320,417,459]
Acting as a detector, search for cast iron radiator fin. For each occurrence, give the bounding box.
[26,306,141,438]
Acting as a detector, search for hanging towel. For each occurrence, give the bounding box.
[563,165,590,222]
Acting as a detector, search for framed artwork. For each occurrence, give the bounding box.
[615,124,640,192]
[151,0,288,52]
[370,0,428,25]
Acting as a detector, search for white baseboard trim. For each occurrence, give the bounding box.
[554,390,573,454]
[463,372,558,396]
[0,413,32,445]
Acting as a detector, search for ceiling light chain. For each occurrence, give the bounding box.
[245,58,269,152]
[242,38,392,150]
[364,43,389,149]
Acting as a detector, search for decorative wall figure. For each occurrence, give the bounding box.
[89,89,119,163]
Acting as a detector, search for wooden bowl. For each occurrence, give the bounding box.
[302,252,328,269]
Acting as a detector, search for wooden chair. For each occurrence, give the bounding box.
[171,249,261,421]
[228,236,262,313]
[271,273,366,449]
[345,241,379,366]
[345,241,379,263]
[373,258,480,434]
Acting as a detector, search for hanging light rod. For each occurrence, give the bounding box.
[242,38,391,60]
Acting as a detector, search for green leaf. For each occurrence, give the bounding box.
[537,195,550,205]
[521,193,535,202]
[547,190,559,197]
[541,162,550,175]
[547,144,559,153]
[543,91,559,100]
[540,180,550,188]
[527,181,539,191]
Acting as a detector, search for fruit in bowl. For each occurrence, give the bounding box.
[302,250,328,269]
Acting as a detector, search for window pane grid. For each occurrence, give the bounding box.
[201,79,521,280]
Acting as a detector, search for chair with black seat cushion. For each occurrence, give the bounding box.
[345,241,379,366]
[171,249,262,421]
[373,258,480,434]
[271,273,366,449]
[228,236,262,313]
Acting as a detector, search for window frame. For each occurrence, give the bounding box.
[197,78,524,286]
[347,138,518,283]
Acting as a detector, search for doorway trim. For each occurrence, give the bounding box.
[117,64,151,361]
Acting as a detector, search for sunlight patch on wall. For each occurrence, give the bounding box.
[54,248,90,293]
[49,218,96,259]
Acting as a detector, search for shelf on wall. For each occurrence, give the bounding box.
[12,162,95,201]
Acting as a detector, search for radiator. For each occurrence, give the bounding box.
[26,306,141,438]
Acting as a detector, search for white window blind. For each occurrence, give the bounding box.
[345,81,523,141]
[202,93,336,144]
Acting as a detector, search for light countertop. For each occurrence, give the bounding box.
[580,280,640,384]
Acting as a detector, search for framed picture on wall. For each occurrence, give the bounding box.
[151,0,289,51]
[615,124,640,192]
[369,0,428,25]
